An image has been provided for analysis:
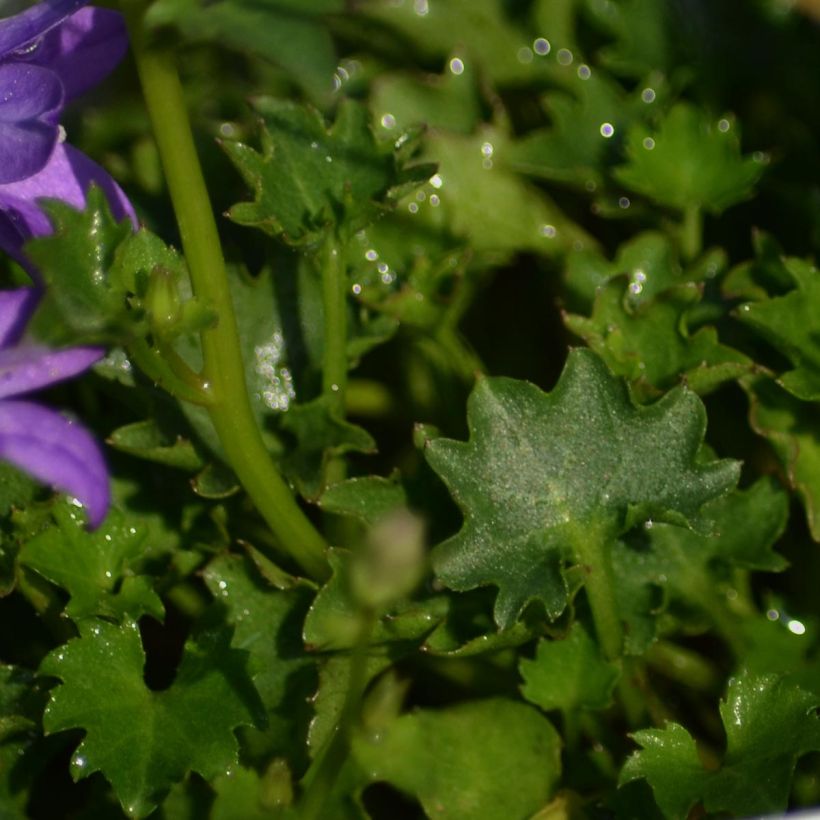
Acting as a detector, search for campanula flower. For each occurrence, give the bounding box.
[0,287,109,526]
[0,0,135,267]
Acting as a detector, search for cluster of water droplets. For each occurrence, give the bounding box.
[253,332,295,411]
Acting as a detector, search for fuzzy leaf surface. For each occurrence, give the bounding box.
[621,674,820,818]
[426,348,739,628]
[40,620,262,818]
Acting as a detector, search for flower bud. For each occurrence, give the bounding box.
[145,265,181,333]
[351,509,426,611]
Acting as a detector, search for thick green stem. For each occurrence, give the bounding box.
[122,4,328,581]
[681,204,703,262]
[572,526,623,660]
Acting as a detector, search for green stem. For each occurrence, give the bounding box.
[321,234,348,417]
[127,338,212,406]
[681,204,703,262]
[298,612,376,818]
[122,4,328,581]
[572,526,623,660]
[321,234,349,493]
[646,640,720,692]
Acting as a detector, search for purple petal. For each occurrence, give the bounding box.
[0,398,109,527]
[0,141,137,255]
[0,63,63,184]
[0,0,87,59]
[26,7,128,101]
[0,343,102,399]
[0,288,38,347]
[0,63,63,122]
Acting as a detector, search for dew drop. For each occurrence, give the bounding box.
[788,619,807,636]
[352,283,362,295]
[557,48,573,65]
[600,122,615,138]
[365,249,379,261]
[642,137,655,150]
[413,0,428,15]
[408,202,419,213]
[533,37,550,56]
[618,196,631,209]
[629,269,647,294]
[380,113,396,129]
[449,57,464,75]
[718,118,731,132]
[540,224,557,238]
[430,173,443,189]
[577,64,591,80]
[641,87,656,103]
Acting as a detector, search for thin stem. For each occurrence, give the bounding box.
[321,234,348,416]
[121,3,329,581]
[321,234,349,492]
[681,204,703,262]
[127,338,212,406]
[572,525,623,660]
[298,612,376,818]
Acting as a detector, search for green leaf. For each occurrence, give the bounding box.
[145,0,340,101]
[565,278,751,397]
[19,500,164,623]
[303,550,447,651]
[586,0,672,77]
[108,419,205,472]
[308,651,393,757]
[318,474,408,525]
[25,187,133,344]
[611,477,788,653]
[0,666,51,818]
[202,553,316,769]
[562,230,683,313]
[363,0,551,86]
[211,762,294,819]
[223,99,406,244]
[520,622,620,712]
[426,349,739,628]
[40,619,263,818]
[614,103,764,213]
[420,126,593,256]
[621,673,820,818]
[736,258,820,400]
[370,61,483,135]
[353,698,562,820]
[278,397,376,501]
[509,71,644,189]
[744,376,820,540]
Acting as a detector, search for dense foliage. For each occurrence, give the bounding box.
[2,0,820,817]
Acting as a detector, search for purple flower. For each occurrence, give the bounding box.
[0,287,109,526]
[0,1,135,267]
